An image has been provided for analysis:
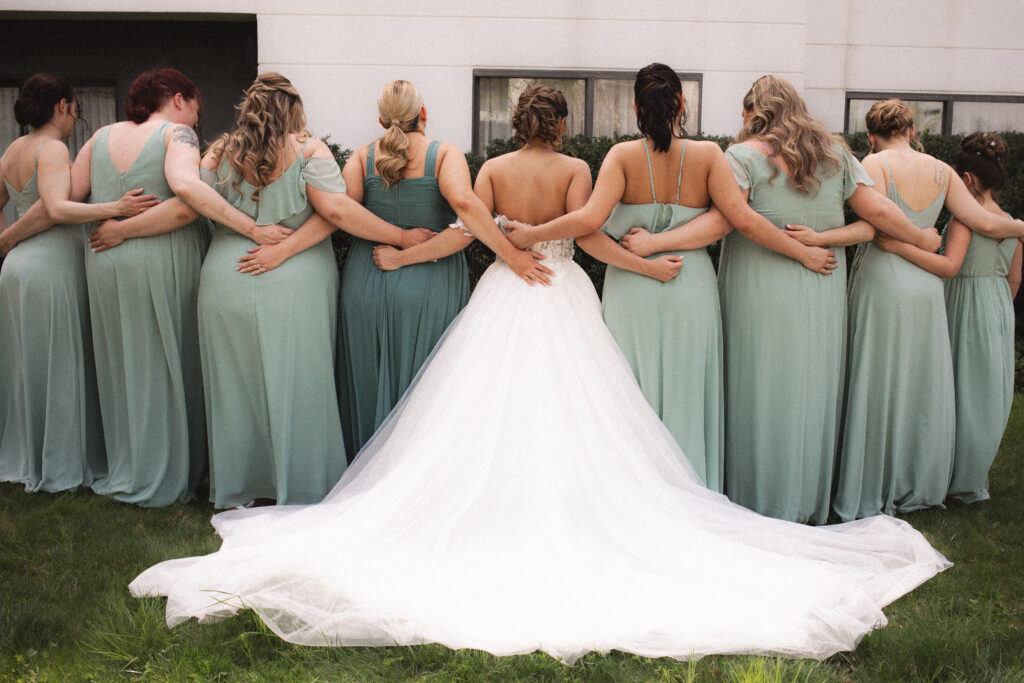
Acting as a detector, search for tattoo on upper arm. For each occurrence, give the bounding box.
[171,126,199,150]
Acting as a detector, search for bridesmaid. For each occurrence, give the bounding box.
[832,103,1024,520]
[857,131,1022,506]
[505,68,838,489]
[945,133,1022,502]
[341,80,555,457]
[0,73,156,492]
[718,76,948,524]
[71,68,209,507]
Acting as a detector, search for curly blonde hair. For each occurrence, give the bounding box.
[214,72,308,201]
[865,99,923,151]
[374,80,424,188]
[737,75,842,195]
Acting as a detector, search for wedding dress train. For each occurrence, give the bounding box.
[131,237,949,663]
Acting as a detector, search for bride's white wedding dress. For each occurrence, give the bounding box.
[131,235,949,664]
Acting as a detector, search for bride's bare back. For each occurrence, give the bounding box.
[474,145,592,224]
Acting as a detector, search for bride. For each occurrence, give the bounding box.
[131,85,949,664]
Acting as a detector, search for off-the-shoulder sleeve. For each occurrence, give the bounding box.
[840,147,873,200]
[725,147,751,191]
[302,157,346,193]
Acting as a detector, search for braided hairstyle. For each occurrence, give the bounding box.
[512,85,568,147]
[214,72,308,201]
[953,131,1008,193]
[125,68,201,124]
[13,73,75,129]
[737,74,841,195]
[634,63,686,153]
[374,80,424,188]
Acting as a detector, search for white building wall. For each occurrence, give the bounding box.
[3,0,1023,150]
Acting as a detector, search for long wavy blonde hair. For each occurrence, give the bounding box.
[374,80,424,188]
[214,72,309,201]
[736,75,841,195]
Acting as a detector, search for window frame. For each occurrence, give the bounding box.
[472,68,703,153]
[845,91,1024,135]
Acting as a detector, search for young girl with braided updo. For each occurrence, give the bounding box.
[862,130,1021,504]
[835,101,1024,521]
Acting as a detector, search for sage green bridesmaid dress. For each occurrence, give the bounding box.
[337,140,469,457]
[86,123,208,507]
[834,156,954,521]
[599,140,723,490]
[944,230,1019,503]
[0,141,104,491]
[199,145,346,508]
[719,142,870,524]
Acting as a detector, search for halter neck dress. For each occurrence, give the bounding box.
[0,140,104,491]
[85,122,209,506]
[198,144,347,508]
[719,141,871,524]
[944,221,1019,502]
[599,140,723,490]
[834,154,955,520]
[337,140,469,457]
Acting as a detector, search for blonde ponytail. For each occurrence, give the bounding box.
[375,80,423,187]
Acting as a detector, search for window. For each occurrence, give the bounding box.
[845,92,1024,135]
[473,69,702,154]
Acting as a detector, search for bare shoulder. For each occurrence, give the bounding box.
[686,139,725,157]
[37,137,70,163]
[169,124,200,150]
[436,141,464,166]
[566,155,591,176]
[302,136,332,159]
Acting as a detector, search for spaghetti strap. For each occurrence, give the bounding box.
[424,140,441,178]
[879,154,895,187]
[366,145,377,178]
[641,139,657,202]
[674,140,687,204]
[32,139,49,164]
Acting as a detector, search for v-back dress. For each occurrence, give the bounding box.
[198,145,347,508]
[599,140,723,490]
[719,141,869,524]
[132,226,950,664]
[337,140,469,457]
[0,141,104,491]
[943,227,1019,502]
[834,155,955,520]
[86,123,209,507]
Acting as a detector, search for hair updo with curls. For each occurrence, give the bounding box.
[13,73,75,129]
[125,68,201,124]
[374,80,424,188]
[864,99,916,139]
[954,131,1008,193]
[512,85,568,147]
[215,72,308,201]
[634,63,685,153]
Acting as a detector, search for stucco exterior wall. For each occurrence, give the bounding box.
[2,0,1022,150]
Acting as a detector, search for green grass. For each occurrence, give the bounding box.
[2,398,1023,682]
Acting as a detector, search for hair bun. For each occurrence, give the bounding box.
[962,131,1007,162]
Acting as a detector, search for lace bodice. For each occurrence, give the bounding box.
[449,215,576,262]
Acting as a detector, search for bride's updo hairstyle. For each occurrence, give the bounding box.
[738,74,840,195]
[865,99,922,151]
[215,72,308,201]
[634,63,686,152]
[375,80,424,188]
[125,68,202,124]
[511,85,568,147]
[954,131,1008,193]
[14,73,75,129]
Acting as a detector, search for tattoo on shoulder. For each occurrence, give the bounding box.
[933,162,944,186]
[171,125,199,149]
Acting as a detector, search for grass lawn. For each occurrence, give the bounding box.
[2,397,1022,682]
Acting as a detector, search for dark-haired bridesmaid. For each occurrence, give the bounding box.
[71,68,210,506]
[0,73,156,492]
